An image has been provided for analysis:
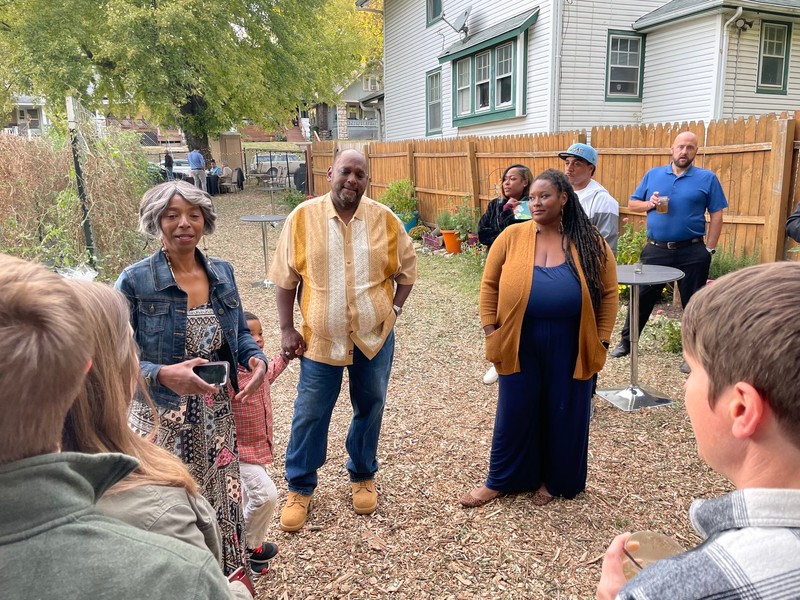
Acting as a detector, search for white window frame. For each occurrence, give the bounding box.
[495,42,513,108]
[758,21,791,94]
[456,58,472,117]
[474,51,491,112]
[606,31,644,101]
[426,69,442,135]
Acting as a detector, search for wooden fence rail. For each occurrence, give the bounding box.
[309,111,800,263]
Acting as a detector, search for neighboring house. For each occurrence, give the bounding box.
[373,0,800,140]
[3,96,50,138]
[310,71,383,140]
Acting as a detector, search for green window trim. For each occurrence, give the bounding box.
[757,20,791,95]
[427,0,442,27]
[605,30,645,102]
[426,68,442,136]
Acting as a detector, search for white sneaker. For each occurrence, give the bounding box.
[483,364,498,385]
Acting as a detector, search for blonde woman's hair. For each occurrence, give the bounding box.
[61,280,198,495]
[0,255,90,465]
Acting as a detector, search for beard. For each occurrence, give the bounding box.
[673,156,694,169]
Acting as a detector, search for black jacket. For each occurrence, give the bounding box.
[478,196,526,248]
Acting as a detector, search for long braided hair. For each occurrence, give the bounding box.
[535,169,608,312]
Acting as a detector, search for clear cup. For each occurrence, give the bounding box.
[622,531,684,580]
[634,262,643,274]
[656,196,669,213]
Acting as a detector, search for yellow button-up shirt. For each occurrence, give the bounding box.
[269,193,418,365]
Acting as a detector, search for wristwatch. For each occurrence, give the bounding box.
[392,304,403,316]
[706,247,716,255]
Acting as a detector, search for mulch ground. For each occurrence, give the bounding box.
[207,188,730,599]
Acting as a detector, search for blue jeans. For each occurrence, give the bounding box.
[285,331,395,496]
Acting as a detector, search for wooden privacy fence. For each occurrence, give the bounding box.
[309,111,800,262]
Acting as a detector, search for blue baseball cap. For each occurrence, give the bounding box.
[559,143,598,166]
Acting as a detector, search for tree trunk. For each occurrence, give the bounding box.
[184,130,210,158]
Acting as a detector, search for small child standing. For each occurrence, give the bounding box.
[232,310,289,576]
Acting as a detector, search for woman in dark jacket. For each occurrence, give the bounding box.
[477,164,533,248]
[116,180,267,575]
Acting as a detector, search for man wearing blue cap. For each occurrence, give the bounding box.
[559,143,619,253]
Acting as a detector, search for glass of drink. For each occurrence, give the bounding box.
[656,196,669,213]
[622,531,684,580]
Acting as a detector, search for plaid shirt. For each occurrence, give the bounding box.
[231,353,286,465]
[618,488,800,599]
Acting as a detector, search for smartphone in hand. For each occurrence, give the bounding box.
[192,361,230,387]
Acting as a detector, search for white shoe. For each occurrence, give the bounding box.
[483,364,498,385]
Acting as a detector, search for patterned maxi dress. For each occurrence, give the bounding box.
[129,304,245,575]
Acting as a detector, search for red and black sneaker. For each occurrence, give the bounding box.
[248,542,278,577]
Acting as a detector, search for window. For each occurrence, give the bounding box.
[362,75,379,92]
[439,8,539,127]
[348,105,359,120]
[427,0,442,26]
[426,69,442,135]
[606,31,645,101]
[758,21,791,94]
[495,43,513,107]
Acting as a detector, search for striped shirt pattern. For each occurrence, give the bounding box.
[269,193,417,365]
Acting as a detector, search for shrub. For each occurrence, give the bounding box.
[616,218,647,265]
[408,224,431,240]
[641,311,682,354]
[379,179,417,222]
[708,249,758,280]
[452,197,480,241]
[437,210,456,230]
[283,188,307,210]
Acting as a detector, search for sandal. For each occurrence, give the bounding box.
[459,488,503,508]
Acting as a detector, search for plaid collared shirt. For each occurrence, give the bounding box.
[231,353,286,465]
[618,488,800,599]
[268,193,417,366]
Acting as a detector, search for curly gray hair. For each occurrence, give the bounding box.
[138,180,217,238]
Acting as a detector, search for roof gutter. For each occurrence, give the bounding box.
[715,7,743,119]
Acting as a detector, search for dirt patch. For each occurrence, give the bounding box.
[207,189,730,599]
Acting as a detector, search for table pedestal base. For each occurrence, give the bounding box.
[597,384,673,412]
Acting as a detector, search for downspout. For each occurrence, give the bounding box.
[550,0,563,132]
[715,7,742,119]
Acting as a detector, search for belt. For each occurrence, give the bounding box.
[647,237,703,250]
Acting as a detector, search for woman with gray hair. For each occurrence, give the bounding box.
[115,180,270,576]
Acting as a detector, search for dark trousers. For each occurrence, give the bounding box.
[620,241,712,343]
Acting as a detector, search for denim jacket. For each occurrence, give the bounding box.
[115,249,266,409]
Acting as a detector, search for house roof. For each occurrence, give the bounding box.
[634,0,800,31]
[360,90,385,104]
[439,7,540,63]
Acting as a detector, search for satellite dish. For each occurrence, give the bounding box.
[441,5,471,38]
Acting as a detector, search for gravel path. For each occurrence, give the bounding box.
[207,189,730,599]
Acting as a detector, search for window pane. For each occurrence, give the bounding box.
[608,34,641,96]
[428,0,442,20]
[457,59,470,87]
[476,52,490,82]
[428,102,441,131]
[458,88,470,115]
[496,43,513,77]
[496,75,512,105]
[427,71,441,132]
[427,72,440,103]
[476,81,490,110]
[760,24,788,88]
[761,56,784,87]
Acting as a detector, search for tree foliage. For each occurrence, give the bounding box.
[0,0,381,140]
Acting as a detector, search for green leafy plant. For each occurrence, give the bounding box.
[379,179,417,224]
[408,224,431,240]
[616,218,648,265]
[451,197,480,242]
[437,210,456,231]
[708,249,758,280]
[283,188,307,210]
[642,312,682,354]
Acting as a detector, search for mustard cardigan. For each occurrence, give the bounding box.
[480,220,618,379]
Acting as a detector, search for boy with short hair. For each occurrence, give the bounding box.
[597,261,800,599]
[232,310,288,574]
[0,254,245,600]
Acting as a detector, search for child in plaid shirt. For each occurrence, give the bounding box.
[232,311,289,575]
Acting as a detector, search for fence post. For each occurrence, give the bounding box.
[406,143,415,188]
[761,118,795,262]
[468,140,479,206]
[364,143,371,198]
[307,144,315,196]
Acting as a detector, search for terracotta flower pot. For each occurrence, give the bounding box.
[441,229,462,254]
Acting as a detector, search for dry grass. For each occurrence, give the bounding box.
[205,188,731,600]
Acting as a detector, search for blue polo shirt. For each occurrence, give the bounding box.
[187,150,205,170]
[632,164,728,242]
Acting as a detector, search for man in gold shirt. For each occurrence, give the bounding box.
[269,149,417,532]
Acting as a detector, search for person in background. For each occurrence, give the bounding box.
[231,310,289,576]
[0,255,239,600]
[609,131,727,374]
[207,159,222,195]
[785,201,800,243]
[461,169,617,509]
[559,143,619,253]
[597,262,800,600]
[477,164,533,385]
[209,160,222,176]
[62,280,252,598]
[116,180,267,574]
[188,146,207,191]
[269,149,417,532]
[164,149,175,181]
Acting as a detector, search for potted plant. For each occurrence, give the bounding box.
[436,210,461,254]
[379,179,418,232]
[452,197,480,244]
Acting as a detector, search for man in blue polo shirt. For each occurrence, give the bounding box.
[187,146,207,192]
[610,131,727,372]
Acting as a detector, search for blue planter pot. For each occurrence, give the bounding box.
[399,212,418,232]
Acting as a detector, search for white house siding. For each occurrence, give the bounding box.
[721,15,800,118]
[559,0,665,131]
[383,0,551,140]
[640,17,721,124]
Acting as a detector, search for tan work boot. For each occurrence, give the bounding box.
[351,480,378,515]
[279,491,312,532]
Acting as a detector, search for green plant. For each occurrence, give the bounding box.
[616,218,648,265]
[379,179,417,221]
[283,188,307,210]
[437,210,456,231]
[641,312,682,354]
[408,224,431,240]
[708,249,758,280]
[451,197,480,241]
